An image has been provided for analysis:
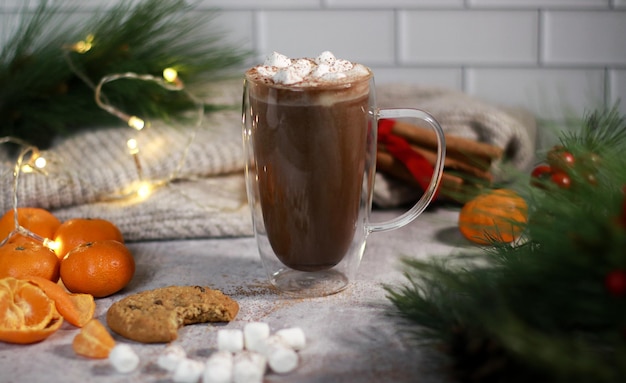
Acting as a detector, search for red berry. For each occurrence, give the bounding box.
[605,270,626,296]
[531,164,552,178]
[587,153,601,164]
[580,152,601,168]
[584,172,598,185]
[547,147,575,172]
[551,172,571,189]
[531,164,553,188]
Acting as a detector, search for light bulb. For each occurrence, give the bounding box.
[20,164,34,173]
[43,238,60,252]
[127,139,139,154]
[34,156,47,169]
[128,116,145,131]
[136,182,153,199]
[73,34,94,53]
[163,68,178,83]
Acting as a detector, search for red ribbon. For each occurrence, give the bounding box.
[378,119,439,199]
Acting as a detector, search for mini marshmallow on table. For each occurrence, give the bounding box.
[243,322,270,353]
[233,351,266,383]
[217,329,244,353]
[263,336,299,374]
[157,344,187,372]
[173,358,205,383]
[275,327,306,351]
[203,351,233,383]
[109,344,140,374]
[150,323,307,382]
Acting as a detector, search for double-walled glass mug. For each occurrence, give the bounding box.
[242,57,446,297]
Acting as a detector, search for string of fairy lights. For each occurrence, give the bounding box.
[0,34,206,250]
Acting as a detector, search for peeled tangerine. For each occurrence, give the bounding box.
[458,189,528,245]
[0,276,97,346]
[73,319,116,359]
[0,277,63,344]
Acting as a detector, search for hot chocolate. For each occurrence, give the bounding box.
[245,52,372,272]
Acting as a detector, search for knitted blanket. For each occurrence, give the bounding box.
[373,84,537,206]
[0,81,536,241]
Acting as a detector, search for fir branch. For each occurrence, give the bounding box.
[387,107,626,382]
[560,103,626,152]
[0,0,249,148]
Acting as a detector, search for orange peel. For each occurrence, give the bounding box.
[25,276,95,328]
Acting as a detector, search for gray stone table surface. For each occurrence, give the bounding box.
[0,207,466,383]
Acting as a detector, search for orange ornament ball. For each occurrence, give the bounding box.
[458,189,528,245]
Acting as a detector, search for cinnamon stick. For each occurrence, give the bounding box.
[375,150,464,192]
[408,145,493,181]
[377,143,493,181]
[391,120,504,165]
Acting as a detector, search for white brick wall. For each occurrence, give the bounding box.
[212,0,625,150]
[2,0,625,133]
[207,1,626,125]
[206,1,626,126]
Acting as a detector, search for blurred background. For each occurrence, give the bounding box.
[2,0,625,150]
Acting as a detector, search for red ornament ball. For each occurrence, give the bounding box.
[605,270,626,296]
[547,146,576,172]
[550,172,572,189]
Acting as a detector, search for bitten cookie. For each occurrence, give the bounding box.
[106,285,239,343]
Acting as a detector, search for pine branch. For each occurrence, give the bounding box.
[560,103,626,151]
[0,0,250,148]
[387,106,626,382]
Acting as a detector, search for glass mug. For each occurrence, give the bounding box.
[242,65,445,297]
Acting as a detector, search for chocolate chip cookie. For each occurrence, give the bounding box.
[106,285,239,343]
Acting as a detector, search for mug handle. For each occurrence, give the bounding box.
[366,108,446,233]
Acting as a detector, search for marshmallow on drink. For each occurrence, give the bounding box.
[253,51,370,87]
[203,351,233,383]
[315,50,336,65]
[173,358,205,383]
[264,51,291,68]
[233,351,267,383]
[109,344,140,374]
[157,344,187,372]
[243,322,270,352]
[217,329,244,353]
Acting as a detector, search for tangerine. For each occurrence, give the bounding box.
[0,277,63,344]
[458,188,528,245]
[53,218,124,259]
[60,240,135,298]
[0,207,61,243]
[26,276,95,328]
[73,318,116,359]
[0,237,60,282]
